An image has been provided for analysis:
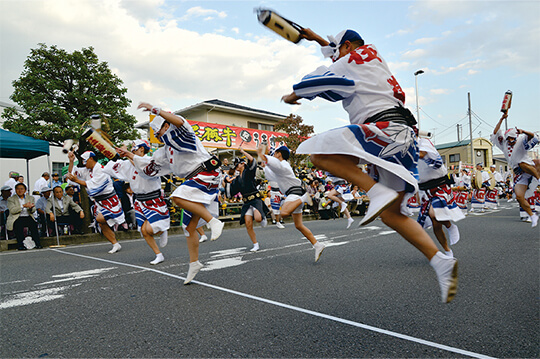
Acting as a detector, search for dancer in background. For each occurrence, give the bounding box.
[416,136,464,258]
[68,151,125,254]
[110,139,170,265]
[257,145,326,261]
[224,147,269,252]
[491,112,539,227]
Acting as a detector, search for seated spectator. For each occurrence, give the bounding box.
[65,184,81,205]
[35,187,53,237]
[46,186,84,235]
[0,185,14,239]
[7,183,43,250]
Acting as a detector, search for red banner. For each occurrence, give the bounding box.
[187,120,287,150]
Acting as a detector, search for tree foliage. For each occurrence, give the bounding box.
[273,113,314,169]
[2,44,137,145]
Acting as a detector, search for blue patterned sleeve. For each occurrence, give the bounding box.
[293,66,356,102]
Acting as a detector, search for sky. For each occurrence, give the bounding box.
[1,0,539,148]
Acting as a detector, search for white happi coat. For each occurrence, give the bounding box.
[263,156,301,195]
[72,164,115,198]
[293,44,405,125]
[294,44,418,193]
[136,119,210,179]
[103,158,162,195]
[490,130,539,170]
[72,163,125,226]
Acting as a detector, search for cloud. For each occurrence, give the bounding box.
[0,0,329,126]
[402,49,427,59]
[386,29,411,38]
[413,37,437,45]
[180,6,227,21]
[407,0,540,73]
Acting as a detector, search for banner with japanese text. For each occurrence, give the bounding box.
[149,115,287,151]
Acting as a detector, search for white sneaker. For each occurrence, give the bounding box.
[184,260,204,284]
[313,242,326,262]
[260,217,268,228]
[276,222,285,229]
[360,183,399,226]
[209,218,224,241]
[340,202,347,213]
[108,243,121,254]
[159,232,168,248]
[444,250,454,258]
[250,243,259,252]
[150,253,164,265]
[430,252,458,303]
[346,217,354,229]
[446,224,460,245]
[302,192,313,207]
[199,235,208,243]
[531,214,539,228]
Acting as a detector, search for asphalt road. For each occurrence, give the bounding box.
[1,202,538,358]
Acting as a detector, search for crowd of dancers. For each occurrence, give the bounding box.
[2,27,539,304]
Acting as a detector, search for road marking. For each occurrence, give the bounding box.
[50,248,495,359]
[0,284,81,309]
[36,267,117,285]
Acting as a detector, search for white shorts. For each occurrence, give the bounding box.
[283,194,303,214]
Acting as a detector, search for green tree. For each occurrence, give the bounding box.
[274,113,314,169]
[2,43,137,146]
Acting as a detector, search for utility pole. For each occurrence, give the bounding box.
[468,92,474,167]
[457,124,461,142]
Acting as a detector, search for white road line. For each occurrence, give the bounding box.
[50,248,495,359]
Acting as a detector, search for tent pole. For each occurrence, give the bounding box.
[47,155,52,187]
[26,159,29,187]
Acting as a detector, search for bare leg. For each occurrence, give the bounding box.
[379,192,439,260]
[173,198,213,222]
[519,162,540,180]
[292,212,317,245]
[185,214,201,262]
[244,215,257,245]
[311,154,375,192]
[514,183,534,216]
[141,220,161,255]
[96,214,117,244]
[429,207,451,252]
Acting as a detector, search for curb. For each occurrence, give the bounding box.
[0,214,323,251]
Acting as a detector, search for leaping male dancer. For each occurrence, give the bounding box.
[135,103,224,283]
[281,27,458,303]
[257,145,326,261]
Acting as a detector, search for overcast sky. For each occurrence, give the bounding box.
[1,0,539,146]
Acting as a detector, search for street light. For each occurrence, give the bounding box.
[414,69,424,128]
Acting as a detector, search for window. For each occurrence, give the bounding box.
[52,162,68,175]
[248,122,274,131]
[449,153,460,162]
